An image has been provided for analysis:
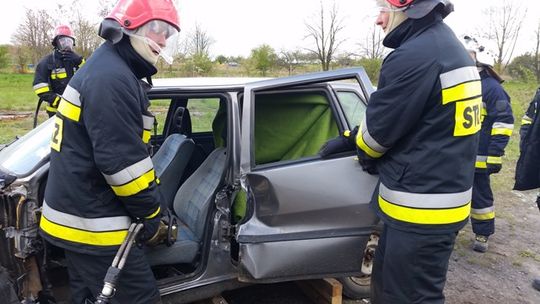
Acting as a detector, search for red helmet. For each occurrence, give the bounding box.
[54,24,74,38]
[106,0,180,32]
[384,0,454,19]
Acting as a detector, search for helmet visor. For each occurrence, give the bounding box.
[57,36,74,51]
[128,20,180,64]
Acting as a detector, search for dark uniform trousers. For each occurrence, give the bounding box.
[471,172,494,237]
[64,247,161,304]
[371,225,457,304]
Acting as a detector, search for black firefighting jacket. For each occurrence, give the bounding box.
[474,69,514,172]
[356,12,480,234]
[32,50,85,114]
[515,88,540,190]
[39,38,161,255]
[519,88,539,150]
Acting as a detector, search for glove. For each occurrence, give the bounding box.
[486,163,502,175]
[48,94,61,107]
[137,216,161,245]
[60,51,83,66]
[343,125,359,147]
[357,149,379,175]
[319,136,353,158]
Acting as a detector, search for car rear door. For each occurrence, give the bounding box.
[236,68,380,282]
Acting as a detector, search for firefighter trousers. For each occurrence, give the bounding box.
[471,172,495,237]
[64,246,161,304]
[370,225,457,304]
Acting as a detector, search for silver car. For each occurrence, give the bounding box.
[0,68,379,303]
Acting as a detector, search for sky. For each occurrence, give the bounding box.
[2,0,539,59]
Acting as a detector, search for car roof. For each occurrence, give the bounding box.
[151,77,270,90]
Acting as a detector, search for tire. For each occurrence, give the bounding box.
[338,275,371,299]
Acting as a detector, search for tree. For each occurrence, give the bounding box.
[11,9,54,64]
[507,53,536,82]
[533,19,540,82]
[359,25,385,60]
[249,44,276,76]
[304,1,345,71]
[480,0,526,73]
[278,50,302,75]
[0,45,10,70]
[185,24,215,76]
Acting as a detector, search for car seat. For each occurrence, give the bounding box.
[146,147,227,265]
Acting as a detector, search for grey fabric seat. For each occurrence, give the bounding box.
[147,148,227,266]
[152,133,195,209]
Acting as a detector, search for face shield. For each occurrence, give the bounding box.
[125,20,180,64]
[57,36,74,52]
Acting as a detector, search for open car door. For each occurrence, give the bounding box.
[236,68,380,282]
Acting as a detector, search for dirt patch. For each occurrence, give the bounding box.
[0,112,32,120]
[445,183,540,303]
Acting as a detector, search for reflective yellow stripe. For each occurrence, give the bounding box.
[45,105,58,113]
[442,81,481,105]
[344,130,351,137]
[51,72,68,80]
[145,206,161,219]
[487,156,502,164]
[57,99,81,122]
[521,119,532,125]
[471,211,495,220]
[357,134,383,158]
[142,130,151,143]
[491,128,513,136]
[378,195,471,225]
[110,169,155,197]
[40,216,127,246]
[35,86,51,95]
[475,161,487,169]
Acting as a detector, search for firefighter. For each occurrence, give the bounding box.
[38,0,180,303]
[460,35,514,253]
[32,24,85,117]
[519,89,540,208]
[346,0,480,302]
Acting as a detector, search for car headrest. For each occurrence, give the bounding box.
[172,107,192,137]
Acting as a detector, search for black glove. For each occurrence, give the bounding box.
[137,216,161,245]
[487,163,501,175]
[60,51,83,66]
[344,125,359,147]
[319,136,353,158]
[357,149,379,175]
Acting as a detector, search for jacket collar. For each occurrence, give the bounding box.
[114,37,157,79]
[383,11,443,49]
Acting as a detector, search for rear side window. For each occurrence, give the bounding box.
[253,91,339,165]
[188,98,221,132]
[337,91,366,128]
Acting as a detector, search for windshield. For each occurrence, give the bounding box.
[0,118,54,176]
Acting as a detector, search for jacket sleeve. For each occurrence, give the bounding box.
[32,56,60,105]
[486,87,514,163]
[520,90,539,148]
[82,77,160,220]
[355,57,441,159]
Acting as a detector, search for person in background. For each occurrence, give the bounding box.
[461,35,514,253]
[346,0,480,302]
[32,24,84,117]
[38,0,181,303]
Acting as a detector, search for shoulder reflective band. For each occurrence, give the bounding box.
[357,121,388,158]
[51,68,67,80]
[40,200,130,246]
[102,156,156,197]
[491,122,514,136]
[142,115,154,144]
[57,85,81,122]
[475,155,487,169]
[378,183,471,225]
[34,83,50,95]
[471,206,495,221]
[487,156,502,165]
[440,66,481,105]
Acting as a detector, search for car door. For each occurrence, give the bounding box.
[236,68,380,282]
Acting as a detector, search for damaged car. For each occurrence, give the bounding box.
[0,68,380,303]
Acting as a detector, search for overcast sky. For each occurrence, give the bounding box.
[2,0,539,59]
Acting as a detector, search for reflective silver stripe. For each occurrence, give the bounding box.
[53,68,67,74]
[476,155,487,162]
[439,66,480,89]
[360,121,389,154]
[143,115,154,130]
[62,85,81,106]
[33,83,49,90]
[102,157,153,186]
[523,114,533,121]
[42,200,131,232]
[471,207,494,214]
[379,183,472,209]
[492,122,514,130]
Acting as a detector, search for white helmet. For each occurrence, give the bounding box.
[462,35,495,66]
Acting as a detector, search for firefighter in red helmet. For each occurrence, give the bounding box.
[32,24,85,117]
[343,0,478,302]
[38,0,180,303]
